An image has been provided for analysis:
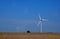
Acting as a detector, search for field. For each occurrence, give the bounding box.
[0,32,60,39]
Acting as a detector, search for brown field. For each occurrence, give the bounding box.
[0,32,60,39]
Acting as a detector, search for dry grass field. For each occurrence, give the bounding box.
[0,32,60,39]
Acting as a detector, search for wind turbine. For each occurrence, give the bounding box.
[16,25,20,32]
[37,14,46,33]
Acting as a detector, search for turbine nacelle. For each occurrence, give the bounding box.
[40,19,47,21]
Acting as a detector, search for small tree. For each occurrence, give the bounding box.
[27,30,30,33]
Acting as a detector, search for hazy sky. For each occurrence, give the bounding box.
[0,0,60,33]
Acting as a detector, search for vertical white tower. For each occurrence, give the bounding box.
[16,26,20,32]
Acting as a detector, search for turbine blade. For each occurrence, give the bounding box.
[38,14,41,20]
[42,19,46,21]
[37,21,41,26]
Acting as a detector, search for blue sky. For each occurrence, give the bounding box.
[0,0,60,33]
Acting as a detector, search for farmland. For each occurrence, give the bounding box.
[0,32,60,39]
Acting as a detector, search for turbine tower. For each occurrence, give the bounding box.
[16,25,20,32]
[38,14,46,32]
